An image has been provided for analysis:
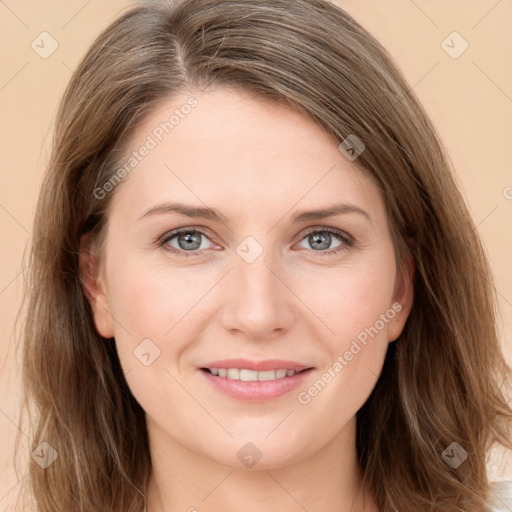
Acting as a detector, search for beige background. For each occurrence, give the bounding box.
[1,0,511,507]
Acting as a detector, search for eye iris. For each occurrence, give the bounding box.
[309,232,331,250]
[177,231,201,250]
[166,229,344,254]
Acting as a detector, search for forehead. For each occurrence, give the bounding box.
[109,87,383,224]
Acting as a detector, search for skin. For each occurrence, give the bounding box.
[81,87,414,512]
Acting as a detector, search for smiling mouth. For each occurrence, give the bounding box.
[200,367,314,381]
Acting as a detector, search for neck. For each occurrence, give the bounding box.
[144,415,378,512]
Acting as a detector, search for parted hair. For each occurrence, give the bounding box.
[15,0,512,510]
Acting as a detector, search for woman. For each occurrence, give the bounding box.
[15,0,512,510]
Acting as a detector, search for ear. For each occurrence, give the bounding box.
[79,232,115,339]
[387,251,415,342]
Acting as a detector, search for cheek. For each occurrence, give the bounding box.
[103,255,198,376]
[107,254,207,335]
[295,254,397,343]
[292,251,397,402]
[104,263,196,416]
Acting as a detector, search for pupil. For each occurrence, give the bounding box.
[311,232,330,250]
[179,232,201,250]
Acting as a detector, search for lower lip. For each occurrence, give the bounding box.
[198,368,315,402]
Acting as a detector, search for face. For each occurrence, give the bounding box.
[81,87,413,470]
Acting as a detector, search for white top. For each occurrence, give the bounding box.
[488,481,512,511]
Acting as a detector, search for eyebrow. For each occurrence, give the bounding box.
[138,202,229,223]
[290,203,370,223]
[138,201,370,223]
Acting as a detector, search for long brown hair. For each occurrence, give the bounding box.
[15,0,512,510]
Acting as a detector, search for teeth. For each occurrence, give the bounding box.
[241,369,259,381]
[227,368,239,379]
[207,368,298,381]
[256,370,274,382]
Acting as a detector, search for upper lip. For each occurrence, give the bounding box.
[200,359,314,372]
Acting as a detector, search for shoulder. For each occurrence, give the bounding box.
[487,481,512,511]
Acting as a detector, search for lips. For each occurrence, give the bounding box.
[199,358,313,372]
[197,358,315,402]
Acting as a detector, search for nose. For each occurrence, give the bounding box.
[220,250,297,340]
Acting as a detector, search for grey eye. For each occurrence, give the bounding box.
[166,231,210,251]
[299,231,343,251]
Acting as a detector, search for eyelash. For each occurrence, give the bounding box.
[157,226,354,258]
